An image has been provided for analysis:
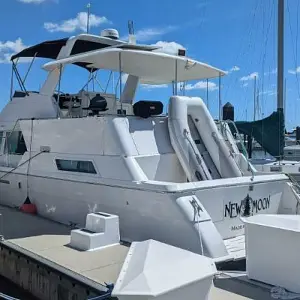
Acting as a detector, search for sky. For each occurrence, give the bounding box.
[0,0,300,130]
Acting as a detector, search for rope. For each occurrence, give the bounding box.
[223,0,260,100]
[0,151,45,182]
[190,197,204,255]
[287,1,300,103]
[87,284,114,300]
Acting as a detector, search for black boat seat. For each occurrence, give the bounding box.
[133,101,163,118]
[83,94,108,115]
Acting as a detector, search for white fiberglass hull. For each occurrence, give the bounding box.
[0,170,294,259]
[252,159,300,184]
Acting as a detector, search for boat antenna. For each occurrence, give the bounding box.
[128,20,136,44]
[87,3,91,34]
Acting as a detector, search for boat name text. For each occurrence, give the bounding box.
[224,195,271,218]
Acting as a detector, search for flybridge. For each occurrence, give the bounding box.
[9,30,195,99]
[42,47,226,85]
[10,32,127,71]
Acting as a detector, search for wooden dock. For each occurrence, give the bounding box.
[0,205,276,300]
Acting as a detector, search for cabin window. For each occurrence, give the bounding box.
[5,131,27,155]
[55,159,97,174]
[0,132,4,152]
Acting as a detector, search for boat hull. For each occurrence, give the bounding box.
[0,171,293,258]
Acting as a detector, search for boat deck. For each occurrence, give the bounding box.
[0,205,277,299]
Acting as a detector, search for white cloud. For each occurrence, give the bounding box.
[152,41,185,55]
[18,0,46,3]
[122,26,176,42]
[242,82,249,87]
[240,72,258,81]
[224,66,240,74]
[185,81,218,91]
[0,38,29,63]
[259,89,276,96]
[264,68,277,76]
[44,12,110,33]
[141,84,168,90]
[288,66,300,75]
[230,66,240,72]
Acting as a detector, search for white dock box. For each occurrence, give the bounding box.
[112,239,217,300]
[243,214,300,293]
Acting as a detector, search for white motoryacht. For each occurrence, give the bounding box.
[0,29,299,263]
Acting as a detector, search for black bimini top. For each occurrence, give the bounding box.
[11,38,68,61]
[11,36,161,72]
[10,38,120,72]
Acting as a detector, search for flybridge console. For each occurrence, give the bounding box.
[53,91,134,118]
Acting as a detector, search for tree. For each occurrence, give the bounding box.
[242,194,252,217]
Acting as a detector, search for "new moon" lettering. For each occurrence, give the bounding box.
[224,195,270,218]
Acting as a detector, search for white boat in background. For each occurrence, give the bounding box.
[0,28,300,263]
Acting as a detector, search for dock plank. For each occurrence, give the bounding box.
[0,205,276,299]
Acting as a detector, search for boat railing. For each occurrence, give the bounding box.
[219,120,248,158]
[219,119,255,178]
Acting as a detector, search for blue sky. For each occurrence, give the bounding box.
[0,0,300,129]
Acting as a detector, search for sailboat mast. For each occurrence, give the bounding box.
[253,75,257,121]
[277,0,284,111]
[277,0,285,159]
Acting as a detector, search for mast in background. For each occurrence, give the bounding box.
[277,0,284,111]
[253,75,257,121]
[277,0,285,158]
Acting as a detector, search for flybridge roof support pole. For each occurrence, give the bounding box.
[174,59,178,95]
[206,78,209,111]
[10,63,14,101]
[40,38,77,96]
[120,75,139,104]
[56,64,62,119]
[218,73,222,120]
[22,52,37,86]
[119,51,124,115]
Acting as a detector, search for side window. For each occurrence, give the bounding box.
[5,131,27,155]
[55,159,97,174]
[0,132,3,153]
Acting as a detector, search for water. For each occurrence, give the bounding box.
[0,276,38,300]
